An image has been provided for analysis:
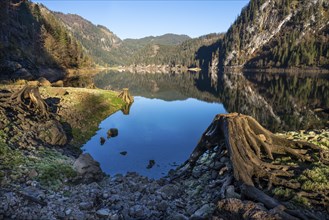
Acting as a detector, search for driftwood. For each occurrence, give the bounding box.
[176,113,329,219]
[118,88,134,104]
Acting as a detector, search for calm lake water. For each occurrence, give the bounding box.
[83,70,329,178]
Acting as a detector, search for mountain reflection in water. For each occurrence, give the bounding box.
[94,70,329,132]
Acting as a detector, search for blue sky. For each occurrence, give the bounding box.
[33,1,249,40]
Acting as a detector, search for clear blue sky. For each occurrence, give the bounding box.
[32,0,249,40]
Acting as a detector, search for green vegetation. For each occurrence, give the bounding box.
[33,148,76,189]
[126,33,223,68]
[61,88,124,148]
[299,164,329,191]
[0,130,75,189]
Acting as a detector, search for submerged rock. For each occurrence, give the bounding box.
[100,137,106,145]
[120,151,127,156]
[146,160,155,169]
[107,128,118,138]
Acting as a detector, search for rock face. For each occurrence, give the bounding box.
[73,153,104,182]
[222,0,329,68]
[37,120,67,146]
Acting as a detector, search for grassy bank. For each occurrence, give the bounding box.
[39,86,125,148]
[0,85,125,188]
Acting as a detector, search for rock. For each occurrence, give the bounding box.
[168,213,189,220]
[120,151,127,156]
[129,205,145,218]
[79,201,93,210]
[13,68,34,80]
[191,204,215,219]
[96,208,110,217]
[28,169,38,178]
[37,120,67,146]
[225,185,241,199]
[52,80,64,87]
[73,153,103,182]
[157,184,180,199]
[157,201,168,211]
[100,137,105,145]
[147,160,155,169]
[211,170,218,179]
[38,77,51,87]
[107,128,118,138]
[65,208,72,216]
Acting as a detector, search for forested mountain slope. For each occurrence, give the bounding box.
[54,12,122,66]
[221,0,329,69]
[0,0,92,81]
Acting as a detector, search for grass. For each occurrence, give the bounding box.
[70,90,124,147]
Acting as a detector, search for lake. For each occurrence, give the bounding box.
[83,70,329,178]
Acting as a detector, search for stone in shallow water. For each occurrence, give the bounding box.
[120,151,127,156]
[107,128,118,138]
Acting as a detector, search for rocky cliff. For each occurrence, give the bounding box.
[222,0,329,69]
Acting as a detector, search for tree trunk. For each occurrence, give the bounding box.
[176,113,329,219]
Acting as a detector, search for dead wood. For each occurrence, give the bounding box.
[118,88,134,104]
[1,85,50,118]
[179,113,329,219]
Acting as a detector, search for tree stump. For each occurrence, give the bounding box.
[118,88,134,104]
[0,85,49,118]
[177,113,329,219]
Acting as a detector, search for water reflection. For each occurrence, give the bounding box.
[86,70,329,178]
[94,70,329,132]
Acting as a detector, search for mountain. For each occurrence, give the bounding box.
[221,0,329,69]
[104,34,192,65]
[54,12,122,65]
[127,33,223,67]
[0,0,93,81]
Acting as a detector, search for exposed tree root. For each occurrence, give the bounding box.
[176,113,329,219]
[0,85,50,118]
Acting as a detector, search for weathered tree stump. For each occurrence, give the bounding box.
[176,113,329,219]
[118,88,134,104]
[0,85,50,118]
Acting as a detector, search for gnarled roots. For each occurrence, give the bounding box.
[177,113,329,219]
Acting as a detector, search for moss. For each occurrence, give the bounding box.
[298,164,329,191]
[272,187,294,200]
[292,195,310,207]
[0,131,26,184]
[29,148,77,189]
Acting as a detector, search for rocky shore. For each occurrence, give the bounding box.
[0,84,328,219]
[1,125,328,219]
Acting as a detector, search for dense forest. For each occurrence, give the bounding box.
[127,34,223,68]
[222,0,329,68]
[0,0,92,80]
